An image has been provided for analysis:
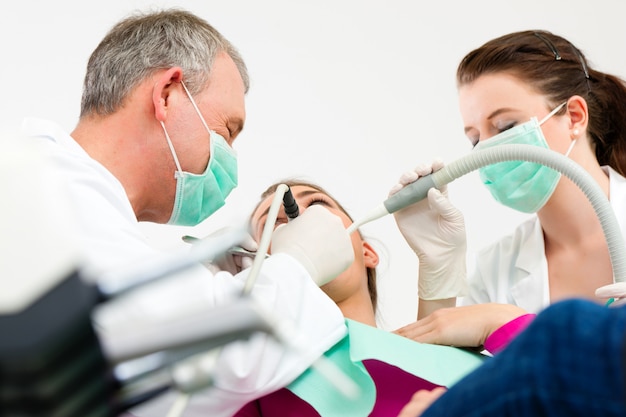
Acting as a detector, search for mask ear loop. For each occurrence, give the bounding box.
[180,80,221,162]
[181,80,212,134]
[538,100,577,157]
[565,139,577,157]
[539,101,568,125]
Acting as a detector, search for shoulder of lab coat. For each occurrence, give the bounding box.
[21,117,156,275]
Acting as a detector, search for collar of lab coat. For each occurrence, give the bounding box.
[21,118,86,154]
[510,217,549,312]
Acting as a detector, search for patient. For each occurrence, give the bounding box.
[233,179,533,417]
[248,179,380,327]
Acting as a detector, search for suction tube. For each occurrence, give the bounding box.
[347,143,626,283]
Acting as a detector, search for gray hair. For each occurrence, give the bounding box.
[80,8,250,117]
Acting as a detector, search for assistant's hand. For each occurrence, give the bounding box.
[389,159,467,300]
[271,205,354,286]
[596,282,626,307]
[393,303,527,348]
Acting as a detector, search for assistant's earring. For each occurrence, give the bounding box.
[572,128,580,138]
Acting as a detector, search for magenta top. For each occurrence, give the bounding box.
[234,359,441,416]
[483,314,536,354]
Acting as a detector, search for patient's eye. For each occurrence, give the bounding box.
[307,197,331,207]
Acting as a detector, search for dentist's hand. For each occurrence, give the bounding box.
[595,282,626,307]
[390,159,467,300]
[188,227,258,275]
[271,205,354,286]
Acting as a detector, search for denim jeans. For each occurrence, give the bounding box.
[422,299,626,417]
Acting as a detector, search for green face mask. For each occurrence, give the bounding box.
[473,102,573,214]
[161,81,238,226]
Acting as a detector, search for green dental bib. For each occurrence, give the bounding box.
[287,319,486,416]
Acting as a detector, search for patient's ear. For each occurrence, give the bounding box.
[362,241,379,268]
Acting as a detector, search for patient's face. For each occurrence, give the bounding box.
[250,185,373,305]
[250,185,352,240]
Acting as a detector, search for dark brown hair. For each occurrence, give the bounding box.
[250,179,378,311]
[457,30,626,176]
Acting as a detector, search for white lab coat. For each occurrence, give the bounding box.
[21,118,347,417]
[461,166,626,314]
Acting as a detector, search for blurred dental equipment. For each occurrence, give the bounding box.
[347,144,626,283]
[0,166,261,417]
[96,230,246,300]
[0,141,357,417]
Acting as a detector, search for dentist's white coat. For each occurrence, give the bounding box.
[21,118,347,417]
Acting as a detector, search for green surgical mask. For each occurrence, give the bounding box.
[161,81,238,226]
[474,102,574,213]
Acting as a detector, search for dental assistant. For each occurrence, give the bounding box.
[458,30,626,312]
[21,9,354,417]
[392,30,626,314]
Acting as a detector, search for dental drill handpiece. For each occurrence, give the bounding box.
[346,170,446,234]
[282,186,299,220]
